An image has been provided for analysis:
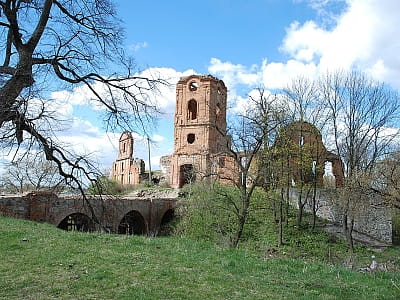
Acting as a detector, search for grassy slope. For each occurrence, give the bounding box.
[1,216,399,300]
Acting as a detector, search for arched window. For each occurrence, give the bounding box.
[188,99,197,120]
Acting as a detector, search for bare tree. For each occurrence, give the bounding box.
[284,76,326,127]
[319,70,400,250]
[320,70,400,177]
[371,151,400,210]
[283,76,328,229]
[1,152,65,193]
[213,89,286,247]
[0,1,163,196]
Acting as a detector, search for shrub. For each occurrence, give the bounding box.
[87,176,122,195]
[174,182,239,246]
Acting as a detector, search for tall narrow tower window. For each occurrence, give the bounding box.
[188,99,197,120]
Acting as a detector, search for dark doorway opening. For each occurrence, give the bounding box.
[58,213,94,232]
[118,210,146,235]
[159,209,175,236]
[179,164,195,187]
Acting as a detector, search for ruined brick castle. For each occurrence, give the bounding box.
[111,131,145,185]
[112,74,235,188]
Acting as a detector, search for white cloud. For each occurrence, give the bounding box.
[151,134,165,142]
[283,0,400,89]
[208,0,400,115]
[129,41,148,52]
[134,67,196,118]
[208,58,262,102]
[260,59,319,89]
[51,67,196,119]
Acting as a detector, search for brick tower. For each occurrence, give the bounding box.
[111,131,145,185]
[169,75,228,188]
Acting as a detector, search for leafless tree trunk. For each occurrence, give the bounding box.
[319,70,400,250]
[213,89,286,248]
[0,1,164,199]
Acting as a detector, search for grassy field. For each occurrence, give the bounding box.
[1,216,399,299]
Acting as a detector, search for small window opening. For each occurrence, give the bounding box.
[299,135,304,147]
[218,157,225,168]
[187,133,195,144]
[312,160,317,174]
[189,81,198,91]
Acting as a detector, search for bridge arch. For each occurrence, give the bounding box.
[158,209,175,236]
[57,212,95,232]
[118,210,147,235]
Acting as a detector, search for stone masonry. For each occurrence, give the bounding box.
[288,188,392,244]
[165,74,235,188]
[0,191,178,235]
[111,131,145,185]
[274,121,344,187]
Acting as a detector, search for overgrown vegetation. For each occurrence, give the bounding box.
[87,176,133,195]
[87,175,171,195]
[174,183,400,267]
[1,216,399,299]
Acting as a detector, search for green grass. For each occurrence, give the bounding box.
[1,217,399,299]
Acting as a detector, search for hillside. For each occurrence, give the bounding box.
[1,216,399,299]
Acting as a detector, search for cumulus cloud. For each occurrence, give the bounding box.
[208,0,400,115]
[51,67,196,119]
[208,58,262,103]
[20,67,192,171]
[283,0,400,89]
[151,134,165,142]
[135,67,196,118]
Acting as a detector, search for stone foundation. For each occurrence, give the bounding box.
[288,188,392,244]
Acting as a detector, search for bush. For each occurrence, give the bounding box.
[174,182,239,246]
[87,176,123,195]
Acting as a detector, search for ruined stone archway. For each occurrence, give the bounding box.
[118,210,147,235]
[57,213,95,232]
[159,209,175,236]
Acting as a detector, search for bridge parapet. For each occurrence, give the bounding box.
[0,191,179,235]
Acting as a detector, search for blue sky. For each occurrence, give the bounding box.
[116,1,317,70]
[63,0,400,171]
[3,0,400,173]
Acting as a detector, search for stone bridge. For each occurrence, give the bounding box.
[0,191,179,236]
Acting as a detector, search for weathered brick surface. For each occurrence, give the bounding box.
[274,121,344,187]
[169,75,233,188]
[0,192,178,235]
[111,131,145,185]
